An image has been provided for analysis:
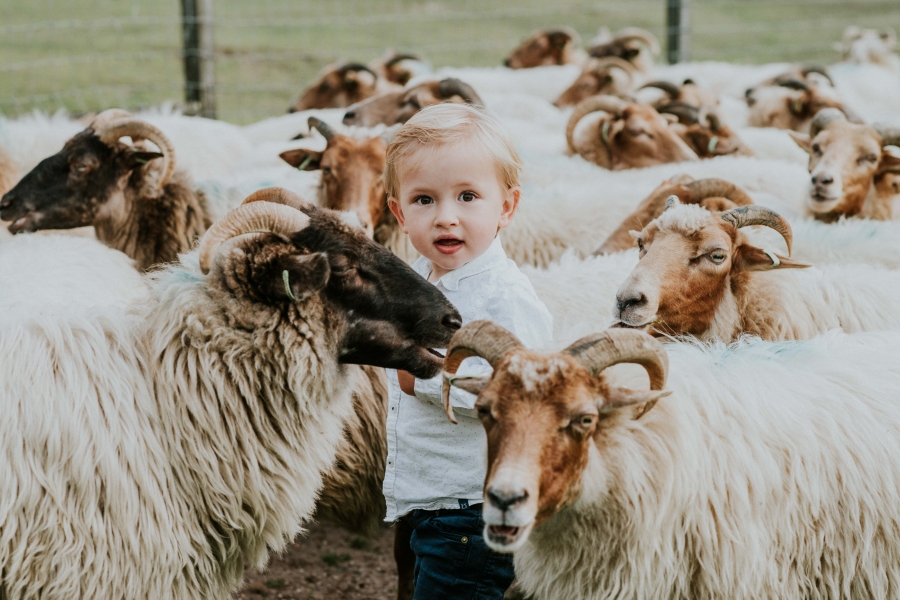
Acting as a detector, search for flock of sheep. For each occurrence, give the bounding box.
[1,21,900,600]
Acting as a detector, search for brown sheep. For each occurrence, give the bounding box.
[504,27,585,69]
[553,57,638,108]
[342,78,483,128]
[289,62,398,112]
[588,27,660,73]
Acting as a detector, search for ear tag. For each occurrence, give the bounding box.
[707,136,719,154]
[601,120,611,145]
[134,157,148,165]
[282,269,297,301]
[764,250,781,267]
[791,98,804,114]
[297,155,314,171]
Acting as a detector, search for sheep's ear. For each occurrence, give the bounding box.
[662,113,679,125]
[279,148,323,171]
[733,244,811,272]
[448,375,491,396]
[601,387,671,415]
[878,145,900,174]
[628,230,640,240]
[278,253,330,302]
[126,150,164,170]
[788,95,808,116]
[788,130,811,152]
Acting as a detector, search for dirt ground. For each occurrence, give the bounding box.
[236,520,399,600]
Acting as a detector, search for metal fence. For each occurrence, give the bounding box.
[1,0,898,124]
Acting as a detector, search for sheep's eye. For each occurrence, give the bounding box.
[477,406,493,421]
[709,251,727,264]
[811,144,821,154]
[637,240,645,252]
[858,154,878,164]
[579,415,594,427]
[321,166,333,176]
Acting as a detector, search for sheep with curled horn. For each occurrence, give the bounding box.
[554,56,639,108]
[639,78,720,112]
[443,318,900,600]
[744,65,859,133]
[788,108,900,221]
[615,198,900,342]
[595,176,755,255]
[0,189,463,599]
[653,101,752,159]
[341,77,483,128]
[289,62,398,112]
[565,95,698,170]
[0,109,209,271]
[504,26,587,69]
[588,27,660,73]
[370,51,432,86]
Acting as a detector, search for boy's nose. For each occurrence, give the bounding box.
[433,202,460,226]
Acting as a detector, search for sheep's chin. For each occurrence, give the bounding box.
[611,320,650,331]
[484,522,533,553]
[806,193,842,214]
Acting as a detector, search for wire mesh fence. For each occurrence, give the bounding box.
[1,0,898,124]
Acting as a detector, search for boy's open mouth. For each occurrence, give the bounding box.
[434,235,464,255]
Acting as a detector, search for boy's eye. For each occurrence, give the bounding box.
[414,195,434,205]
[459,191,476,202]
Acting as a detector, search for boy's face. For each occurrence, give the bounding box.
[388,138,520,280]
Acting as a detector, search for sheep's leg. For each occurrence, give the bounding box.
[394,515,415,600]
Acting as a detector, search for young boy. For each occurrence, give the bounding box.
[383,102,553,599]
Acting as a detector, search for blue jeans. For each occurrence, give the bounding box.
[406,504,515,600]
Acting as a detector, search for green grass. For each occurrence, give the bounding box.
[1,0,898,123]
[320,551,352,567]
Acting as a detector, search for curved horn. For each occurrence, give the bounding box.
[564,329,668,391]
[338,62,379,79]
[809,107,846,139]
[308,116,336,141]
[612,28,661,56]
[383,53,421,68]
[720,205,793,255]
[590,56,638,76]
[437,78,483,106]
[90,108,132,130]
[198,202,311,274]
[566,95,628,153]
[242,186,311,211]
[685,179,754,206]
[441,320,523,424]
[640,80,681,99]
[547,26,582,47]
[800,65,834,86]
[656,102,700,124]
[94,118,176,190]
[873,124,900,148]
[774,77,809,91]
[706,112,722,132]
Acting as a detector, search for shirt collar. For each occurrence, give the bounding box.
[412,237,508,291]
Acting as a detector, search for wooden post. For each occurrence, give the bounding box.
[667,0,691,64]
[181,0,216,118]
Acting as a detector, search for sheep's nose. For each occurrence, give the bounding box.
[0,193,14,211]
[487,487,528,511]
[812,173,834,186]
[342,111,355,124]
[503,59,511,68]
[616,292,647,314]
[288,106,298,114]
[442,313,462,331]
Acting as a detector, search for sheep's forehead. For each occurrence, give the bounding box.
[653,204,718,236]
[500,351,574,394]
[819,121,881,152]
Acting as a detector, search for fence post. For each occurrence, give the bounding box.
[666,0,691,64]
[181,0,216,118]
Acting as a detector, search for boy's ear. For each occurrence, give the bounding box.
[279,148,323,171]
[275,253,331,302]
[498,186,521,230]
[387,197,408,233]
[733,244,811,272]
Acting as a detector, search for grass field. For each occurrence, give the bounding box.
[1,0,899,123]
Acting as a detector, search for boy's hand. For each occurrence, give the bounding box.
[398,370,416,395]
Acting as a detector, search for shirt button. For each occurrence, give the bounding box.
[391,406,395,411]
[460,536,468,544]
[388,460,392,465]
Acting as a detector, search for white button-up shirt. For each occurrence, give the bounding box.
[383,237,553,521]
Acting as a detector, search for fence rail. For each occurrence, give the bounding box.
[0,0,897,123]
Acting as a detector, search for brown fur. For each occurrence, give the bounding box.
[505,29,580,69]
[290,63,388,112]
[554,60,632,108]
[789,119,900,220]
[569,102,699,170]
[746,71,849,133]
[342,79,481,128]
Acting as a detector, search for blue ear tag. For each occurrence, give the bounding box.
[601,120,611,145]
[133,157,148,165]
[297,155,314,170]
[764,250,781,267]
[707,136,719,154]
[283,269,297,301]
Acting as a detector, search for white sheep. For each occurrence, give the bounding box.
[0,196,459,599]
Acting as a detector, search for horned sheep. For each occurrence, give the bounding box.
[289,62,397,112]
[504,27,587,69]
[0,109,209,271]
[341,77,483,128]
[0,192,461,599]
[442,320,900,600]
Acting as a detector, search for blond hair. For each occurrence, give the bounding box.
[383,103,522,199]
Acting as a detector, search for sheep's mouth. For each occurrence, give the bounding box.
[7,215,37,234]
[612,320,648,330]
[485,524,528,549]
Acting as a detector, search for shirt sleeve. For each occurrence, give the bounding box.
[412,277,554,419]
